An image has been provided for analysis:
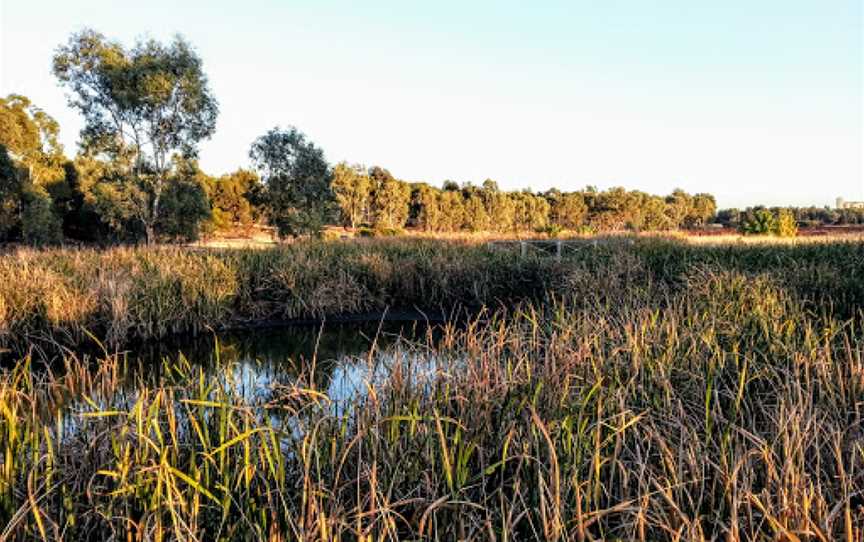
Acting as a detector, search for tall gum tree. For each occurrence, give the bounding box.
[53,29,218,243]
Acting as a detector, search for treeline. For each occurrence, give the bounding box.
[0,94,264,244]
[0,29,717,246]
[332,163,717,234]
[717,206,864,229]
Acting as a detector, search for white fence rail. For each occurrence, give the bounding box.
[486,239,611,261]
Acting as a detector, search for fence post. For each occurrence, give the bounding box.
[556,240,562,262]
[520,241,527,257]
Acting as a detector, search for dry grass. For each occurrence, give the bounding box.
[1,236,864,351]
[0,253,862,540]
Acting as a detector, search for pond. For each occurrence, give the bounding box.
[129,320,444,403]
[10,319,453,421]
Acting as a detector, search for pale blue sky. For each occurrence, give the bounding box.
[1,0,861,208]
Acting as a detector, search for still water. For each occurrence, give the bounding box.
[90,320,446,407]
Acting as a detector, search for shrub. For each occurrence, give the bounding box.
[21,186,62,245]
[739,208,776,235]
[775,208,798,237]
[535,223,562,238]
[317,229,342,242]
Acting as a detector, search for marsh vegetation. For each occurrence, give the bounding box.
[0,237,862,540]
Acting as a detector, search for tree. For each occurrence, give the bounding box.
[76,153,149,242]
[511,191,549,231]
[588,188,634,231]
[21,185,63,245]
[250,126,333,238]
[410,183,442,231]
[687,193,717,227]
[740,208,776,235]
[463,193,490,231]
[53,30,218,243]
[0,94,65,186]
[331,162,371,228]
[482,183,515,232]
[550,192,587,229]
[640,195,673,231]
[0,95,67,243]
[438,190,465,231]
[665,189,693,229]
[0,145,22,240]
[774,209,798,237]
[368,167,410,229]
[156,159,212,241]
[206,169,261,231]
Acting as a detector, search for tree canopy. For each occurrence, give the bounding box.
[250,127,333,238]
[53,29,218,243]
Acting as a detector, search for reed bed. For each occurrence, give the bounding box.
[1,237,864,350]
[0,238,863,540]
[0,239,560,350]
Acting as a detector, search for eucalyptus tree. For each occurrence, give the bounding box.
[368,166,410,229]
[688,193,717,227]
[0,94,66,243]
[53,29,218,243]
[550,192,587,229]
[331,162,371,228]
[250,126,333,238]
[0,94,65,186]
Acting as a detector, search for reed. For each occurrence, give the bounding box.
[1,237,864,351]
[0,238,862,540]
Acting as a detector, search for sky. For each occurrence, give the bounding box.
[0,0,861,208]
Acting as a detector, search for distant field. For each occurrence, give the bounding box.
[191,225,864,249]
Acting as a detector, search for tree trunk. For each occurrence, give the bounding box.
[146,177,164,245]
[144,222,155,245]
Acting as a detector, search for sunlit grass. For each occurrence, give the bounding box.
[0,238,863,539]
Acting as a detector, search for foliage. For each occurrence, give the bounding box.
[20,185,62,245]
[0,145,21,240]
[331,162,371,228]
[549,190,587,229]
[53,30,218,243]
[0,95,67,244]
[205,169,261,231]
[250,126,333,238]
[775,208,799,237]
[369,166,411,229]
[0,94,65,186]
[740,208,777,235]
[155,160,212,242]
[719,205,850,230]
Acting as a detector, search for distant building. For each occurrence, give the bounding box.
[836,197,864,210]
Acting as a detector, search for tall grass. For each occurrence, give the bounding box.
[1,237,863,351]
[0,238,862,539]
[0,240,560,350]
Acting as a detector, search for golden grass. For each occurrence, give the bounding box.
[0,260,862,540]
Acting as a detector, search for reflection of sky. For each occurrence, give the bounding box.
[56,322,449,441]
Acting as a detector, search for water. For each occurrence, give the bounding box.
[88,320,443,406]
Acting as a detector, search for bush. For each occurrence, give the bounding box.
[358,226,404,237]
[740,209,776,235]
[535,224,562,238]
[317,229,342,242]
[375,226,405,237]
[775,209,798,237]
[21,186,62,246]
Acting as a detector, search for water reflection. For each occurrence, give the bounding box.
[122,320,439,404]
